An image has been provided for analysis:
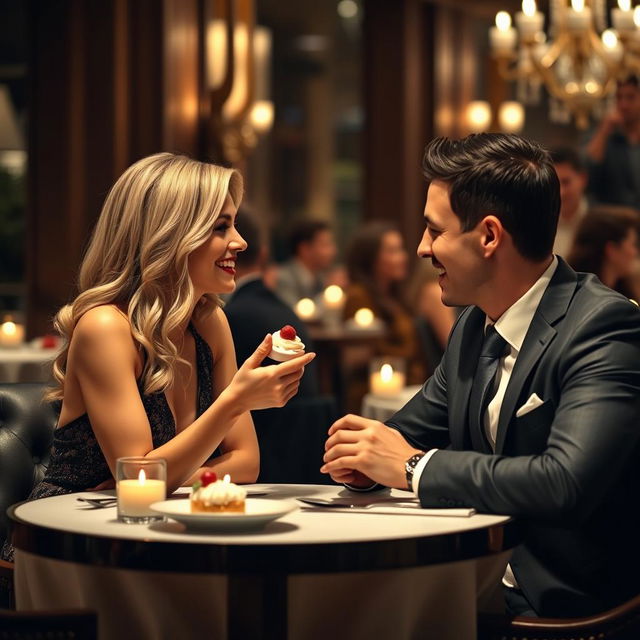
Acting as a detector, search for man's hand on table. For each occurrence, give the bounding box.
[321,414,422,490]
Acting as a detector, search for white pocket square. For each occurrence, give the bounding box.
[516,393,545,418]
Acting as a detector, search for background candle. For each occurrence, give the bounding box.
[353,307,374,328]
[322,285,344,310]
[294,297,316,320]
[0,320,25,347]
[370,363,406,396]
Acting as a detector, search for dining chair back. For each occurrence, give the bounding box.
[478,592,640,640]
[0,383,57,608]
[0,608,97,639]
[0,383,57,547]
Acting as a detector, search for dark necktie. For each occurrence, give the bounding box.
[468,325,509,452]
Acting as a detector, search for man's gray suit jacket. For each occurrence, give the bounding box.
[387,258,640,617]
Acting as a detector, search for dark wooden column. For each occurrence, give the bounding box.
[26,0,202,337]
[362,0,434,254]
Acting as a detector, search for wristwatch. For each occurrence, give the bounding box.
[405,452,426,491]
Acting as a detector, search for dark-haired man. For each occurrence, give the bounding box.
[586,75,640,208]
[275,220,338,307]
[322,133,640,618]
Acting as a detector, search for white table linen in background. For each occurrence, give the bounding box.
[0,346,54,383]
[361,384,422,422]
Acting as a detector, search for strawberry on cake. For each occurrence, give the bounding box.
[190,471,246,513]
[269,325,305,362]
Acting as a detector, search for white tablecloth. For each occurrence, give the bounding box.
[0,346,54,383]
[13,485,512,640]
[361,384,422,422]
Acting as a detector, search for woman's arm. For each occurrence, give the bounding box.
[71,306,313,491]
[188,307,260,484]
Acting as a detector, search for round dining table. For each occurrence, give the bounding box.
[9,483,517,640]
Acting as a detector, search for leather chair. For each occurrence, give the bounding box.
[478,593,640,640]
[0,608,97,639]
[0,383,58,608]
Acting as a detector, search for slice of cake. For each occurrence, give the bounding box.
[269,324,305,362]
[190,471,247,513]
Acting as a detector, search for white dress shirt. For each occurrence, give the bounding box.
[411,256,559,586]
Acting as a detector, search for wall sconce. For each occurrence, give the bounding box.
[498,101,525,133]
[465,101,492,133]
[206,0,273,164]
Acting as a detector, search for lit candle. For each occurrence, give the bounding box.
[353,307,375,328]
[0,320,25,347]
[567,0,592,33]
[490,11,517,54]
[613,0,635,33]
[294,297,317,320]
[515,0,544,40]
[602,29,623,63]
[322,285,344,310]
[117,468,166,518]
[369,363,406,396]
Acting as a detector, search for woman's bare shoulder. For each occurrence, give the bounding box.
[193,305,231,357]
[71,305,135,354]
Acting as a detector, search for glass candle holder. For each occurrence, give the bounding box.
[116,457,166,523]
[369,357,406,396]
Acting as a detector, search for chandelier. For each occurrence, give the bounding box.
[490,0,640,129]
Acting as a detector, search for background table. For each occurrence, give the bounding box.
[361,384,422,422]
[0,346,54,383]
[10,484,516,640]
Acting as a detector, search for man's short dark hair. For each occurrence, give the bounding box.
[422,133,560,262]
[235,208,264,266]
[289,220,330,256]
[550,147,585,173]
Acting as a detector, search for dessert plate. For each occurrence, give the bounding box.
[149,498,298,532]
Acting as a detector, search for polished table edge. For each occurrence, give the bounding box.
[8,501,520,575]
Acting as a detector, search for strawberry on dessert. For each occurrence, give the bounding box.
[269,324,305,362]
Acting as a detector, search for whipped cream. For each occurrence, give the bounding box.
[272,330,304,354]
[191,479,247,506]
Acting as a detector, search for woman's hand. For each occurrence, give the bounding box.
[225,334,316,411]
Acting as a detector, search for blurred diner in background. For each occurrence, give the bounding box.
[2,0,640,638]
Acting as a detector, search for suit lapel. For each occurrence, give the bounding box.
[495,258,578,453]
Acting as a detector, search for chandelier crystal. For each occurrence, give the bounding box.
[490,0,640,129]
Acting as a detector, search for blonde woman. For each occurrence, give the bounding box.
[2,153,314,558]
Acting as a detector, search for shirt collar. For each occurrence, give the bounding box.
[485,256,558,353]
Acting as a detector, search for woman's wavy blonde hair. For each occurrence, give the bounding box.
[47,152,243,400]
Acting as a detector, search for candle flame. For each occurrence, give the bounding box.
[323,285,344,304]
[138,469,146,484]
[1,321,17,336]
[619,0,631,12]
[495,11,512,31]
[380,363,394,382]
[634,6,640,27]
[571,0,585,12]
[602,29,619,49]
[354,308,374,327]
[295,297,316,318]
[223,474,231,483]
[522,0,536,18]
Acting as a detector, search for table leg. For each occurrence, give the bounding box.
[228,572,287,640]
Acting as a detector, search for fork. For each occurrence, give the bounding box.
[76,497,117,508]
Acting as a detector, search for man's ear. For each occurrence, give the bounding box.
[480,215,503,258]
